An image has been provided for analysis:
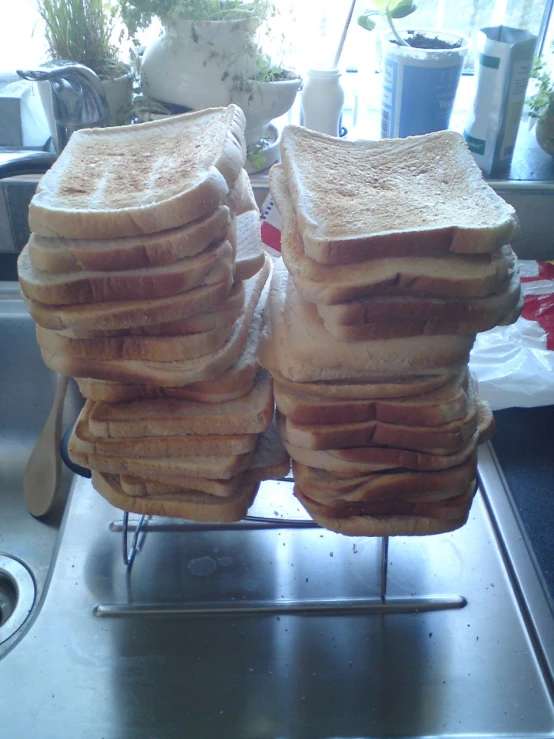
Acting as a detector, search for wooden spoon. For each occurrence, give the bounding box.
[23,374,70,518]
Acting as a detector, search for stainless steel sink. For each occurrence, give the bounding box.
[0,281,82,658]
[0,283,553,737]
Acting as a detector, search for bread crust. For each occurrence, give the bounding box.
[294,485,475,537]
[280,127,519,264]
[29,106,247,239]
[257,261,475,382]
[270,165,515,303]
[93,472,259,521]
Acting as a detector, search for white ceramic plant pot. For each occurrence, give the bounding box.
[140,17,260,109]
[231,75,301,148]
[381,30,468,138]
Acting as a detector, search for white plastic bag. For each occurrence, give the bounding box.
[469,317,554,410]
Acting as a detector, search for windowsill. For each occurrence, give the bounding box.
[253,73,554,189]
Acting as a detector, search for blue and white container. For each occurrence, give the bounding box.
[381,30,468,139]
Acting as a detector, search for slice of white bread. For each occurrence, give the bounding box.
[119,420,290,497]
[70,400,257,458]
[63,280,246,338]
[75,282,265,402]
[269,369,455,400]
[93,472,260,521]
[87,370,273,438]
[41,255,271,384]
[257,260,475,382]
[37,321,236,362]
[281,398,494,476]
[20,206,262,306]
[29,105,246,239]
[321,295,523,341]
[26,269,234,332]
[279,126,519,264]
[294,482,475,536]
[293,455,476,504]
[26,206,232,273]
[279,399,478,454]
[317,269,521,326]
[18,240,234,306]
[235,209,265,281]
[273,371,469,427]
[283,434,480,475]
[73,446,254,481]
[270,164,515,303]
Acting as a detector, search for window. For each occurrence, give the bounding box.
[1,1,551,75]
[0,0,552,142]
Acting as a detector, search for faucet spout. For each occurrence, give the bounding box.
[17,61,110,151]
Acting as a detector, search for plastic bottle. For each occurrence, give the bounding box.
[300,68,345,137]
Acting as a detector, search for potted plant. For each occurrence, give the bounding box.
[118,0,301,171]
[358,0,467,138]
[527,42,554,156]
[36,0,134,130]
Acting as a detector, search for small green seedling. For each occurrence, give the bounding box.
[358,0,417,47]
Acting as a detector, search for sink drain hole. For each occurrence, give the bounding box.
[0,555,35,645]
[0,574,17,626]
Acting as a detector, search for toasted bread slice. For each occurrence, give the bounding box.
[26,268,234,332]
[279,126,519,264]
[19,239,234,306]
[283,433,480,475]
[257,260,474,382]
[73,445,254,481]
[273,371,469,427]
[281,397,493,476]
[293,456,477,504]
[279,398,478,454]
[26,206,232,273]
[93,472,260,521]
[271,165,515,303]
[294,483,475,536]
[29,105,246,239]
[87,370,273,438]
[75,281,264,402]
[269,369,455,400]
[321,299,522,340]
[63,280,246,339]
[316,268,520,325]
[70,400,257,458]
[37,320,236,362]
[235,209,265,281]
[119,420,290,497]
[41,255,271,384]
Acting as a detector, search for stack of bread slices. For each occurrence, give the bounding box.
[258,126,522,537]
[18,105,289,522]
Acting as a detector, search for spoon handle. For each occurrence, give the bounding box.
[23,374,70,518]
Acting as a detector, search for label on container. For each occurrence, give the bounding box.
[464,27,537,175]
[381,51,464,138]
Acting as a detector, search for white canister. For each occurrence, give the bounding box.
[300,68,344,137]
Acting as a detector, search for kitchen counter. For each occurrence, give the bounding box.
[491,406,554,606]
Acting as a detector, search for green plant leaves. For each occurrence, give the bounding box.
[390,0,417,20]
[357,10,378,31]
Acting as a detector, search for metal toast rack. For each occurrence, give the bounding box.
[91,475,468,620]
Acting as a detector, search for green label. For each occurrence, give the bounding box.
[464,131,486,155]
[480,53,500,69]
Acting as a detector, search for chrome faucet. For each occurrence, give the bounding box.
[17,61,110,152]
